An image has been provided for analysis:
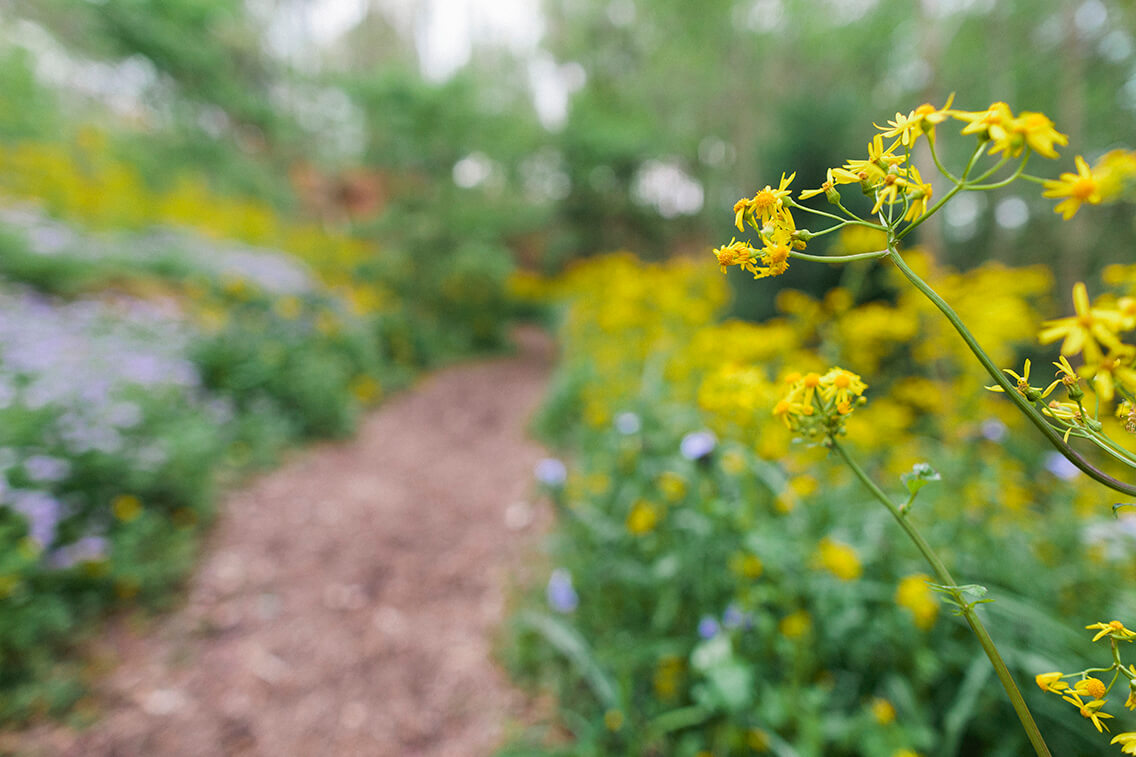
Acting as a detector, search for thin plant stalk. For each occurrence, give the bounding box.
[831,440,1053,757]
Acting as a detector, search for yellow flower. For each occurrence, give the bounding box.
[754,243,791,279]
[895,573,939,630]
[603,708,624,731]
[870,173,908,215]
[988,111,1067,159]
[1087,620,1136,643]
[954,101,1014,141]
[349,375,382,404]
[746,727,771,752]
[1095,149,1136,201]
[1060,691,1114,732]
[779,609,812,639]
[777,366,868,434]
[736,172,796,229]
[870,697,897,725]
[876,93,955,146]
[1035,671,1069,693]
[815,537,863,580]
[712,238,760,274]
[1075,677,1108,701]
[1039,283,1124,364]
[987,358,1054,398]
[626,499,662,534]
[112,494,142,522]
[892,750,923,757]
[1081,349,1136,403]
[1043,155,1102,219]
[843,135,902,187]
[1050,355,1081,393]
[901,164,933,222]
[1112,732,1136,755]
[772,396,813,430]
[818,367,867,409]
[730,551,764,579]
[798,167,861,200]
[657,471,687,501]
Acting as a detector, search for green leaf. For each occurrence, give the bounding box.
[928,582,994,612]
[901,463,941,495]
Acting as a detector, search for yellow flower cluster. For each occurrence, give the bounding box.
[1003,281,1136,450]
[1035,621,1136,741]
[952,101,1067,158]
[715,170,808,279]
[774,367,867,439]
[0,132,385,314]
[542,247,1136,529]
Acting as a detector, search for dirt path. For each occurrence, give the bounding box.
[14,327,555,757]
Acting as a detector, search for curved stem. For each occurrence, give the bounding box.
[928,137,960,184]
[896,143,983,242]
[805,223,850,239]
[968,153,1029,190]
[833,198,866,221]
[968,153,1012,184]
[789,198,884,228]
[887,249,1136,497]
[831,441,1052,757]
[1087,428,1136,467]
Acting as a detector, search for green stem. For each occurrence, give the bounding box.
[1086,428,1136,467]
[833,198,866,220]
[928,137,960,184]
[831,441,1053,757]
[968,153,1012,184]
[789,198,884,228]
[968,153,1029,190]
[896,143,985,241]
[886,248,1136,497]
[804,223,849,239]
[789,249,890,264]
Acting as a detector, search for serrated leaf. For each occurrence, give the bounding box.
[901,463,941,495]
[928,582,988,599]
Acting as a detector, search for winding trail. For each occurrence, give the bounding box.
[17,327,555,756]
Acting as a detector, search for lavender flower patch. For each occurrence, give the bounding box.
[0,204,317,295]
[0,285,225,560]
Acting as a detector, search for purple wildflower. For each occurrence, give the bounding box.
[546,569,578,613]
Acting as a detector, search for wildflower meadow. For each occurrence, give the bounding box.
[3,2,1136,756]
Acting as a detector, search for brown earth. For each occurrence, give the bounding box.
[8,326,555,757]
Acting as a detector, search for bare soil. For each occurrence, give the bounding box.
[8,326,555,757]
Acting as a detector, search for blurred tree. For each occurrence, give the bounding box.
[13,0,284,141]
[534,0,1136,311]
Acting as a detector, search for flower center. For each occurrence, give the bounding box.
[752,189,778,212]
[1071,177,1097,200]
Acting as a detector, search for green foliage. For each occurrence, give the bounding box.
[503,406,1116,756]
[0,47,60,141]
